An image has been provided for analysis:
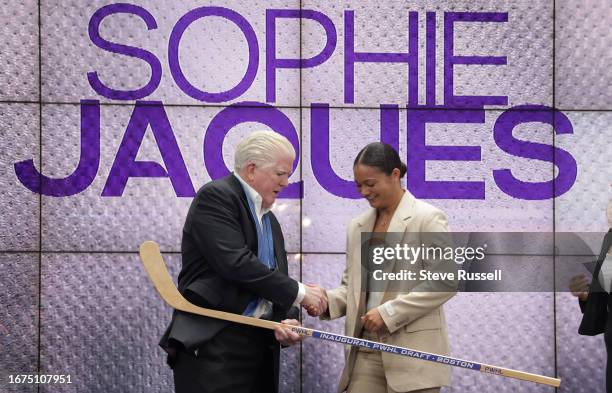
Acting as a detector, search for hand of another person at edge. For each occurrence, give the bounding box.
[361,308,385,333]
[569,274,589,301]
[301,284,327,317]
[274,319,303,346]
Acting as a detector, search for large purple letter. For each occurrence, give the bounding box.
[266,9,336,103]
[407,109,485,199]
[102,101,194,197]
[88,4,162,100]
[444,12,508,108]
[204,102,302,198]
[14,100,100,196]
[169,7,258,103]
[493,105,577,200]
[311,104,400,198]
[426,12,437,107]
[344,11,418,105]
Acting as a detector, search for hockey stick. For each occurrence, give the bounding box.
[139,241,560,388]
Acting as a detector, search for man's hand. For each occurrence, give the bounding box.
[569,274,590,301]
[301,284,327,316]
[274,319,303,346]
[361,308,385,333]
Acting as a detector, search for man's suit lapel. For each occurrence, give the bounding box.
[271,217,288,274]
[228,173,287,274]
[592,229,612,291]
[227,174,259,250]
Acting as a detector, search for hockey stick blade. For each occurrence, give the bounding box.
[139,240,561,388]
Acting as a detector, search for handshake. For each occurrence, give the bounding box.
[274,284,327,346]
[300,283,328,317]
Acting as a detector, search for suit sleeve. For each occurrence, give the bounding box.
[285,306,300,321]
[377,210,457,334]
[580,233,612,314]
[186,186,298,310]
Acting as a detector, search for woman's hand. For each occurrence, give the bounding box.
[569,274,590,301]
[361,308,385,332]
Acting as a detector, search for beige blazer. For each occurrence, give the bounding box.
[324,191,456,392]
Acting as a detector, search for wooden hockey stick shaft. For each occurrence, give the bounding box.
[139,241,560,388]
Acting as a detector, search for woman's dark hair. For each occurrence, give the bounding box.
[353,142,407,178]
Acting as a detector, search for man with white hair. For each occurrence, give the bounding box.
[159,130,327,393]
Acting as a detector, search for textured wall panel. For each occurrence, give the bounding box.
[556,292,607,393]
[302,107,554,252]
[556,0,612,110]
[0,0,38,101]
[40,103,301,252]
[0,104,40,250]
[39,252,180,393]
[41,0,300,106]
[301,254,346,393]
[301,107,384,252]
[2,1,610,392]
[444,293,555,392]
[301,0,552,109]
[461,255,555,292]
[555,111,612,232]
[0,253,38,393]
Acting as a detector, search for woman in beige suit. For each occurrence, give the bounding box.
[319,143,456,393]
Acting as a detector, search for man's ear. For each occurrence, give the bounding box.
[245,162,257,182]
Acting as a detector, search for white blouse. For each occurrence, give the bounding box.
[599,254,612,293]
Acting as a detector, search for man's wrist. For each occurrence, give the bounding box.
[293,282,306,306]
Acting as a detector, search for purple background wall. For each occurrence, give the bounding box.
[1,1,611,392]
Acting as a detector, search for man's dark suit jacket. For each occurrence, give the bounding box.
[578,229,612,392]
[579,229,612,336]
[159,174,300,390]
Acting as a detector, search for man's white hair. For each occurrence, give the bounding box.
[234,130,296,171]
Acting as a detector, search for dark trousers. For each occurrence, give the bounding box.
[606,308,612,393]
[173,324,276,393]
[604,330,612,393]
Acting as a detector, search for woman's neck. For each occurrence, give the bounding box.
[377,189,405,217]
